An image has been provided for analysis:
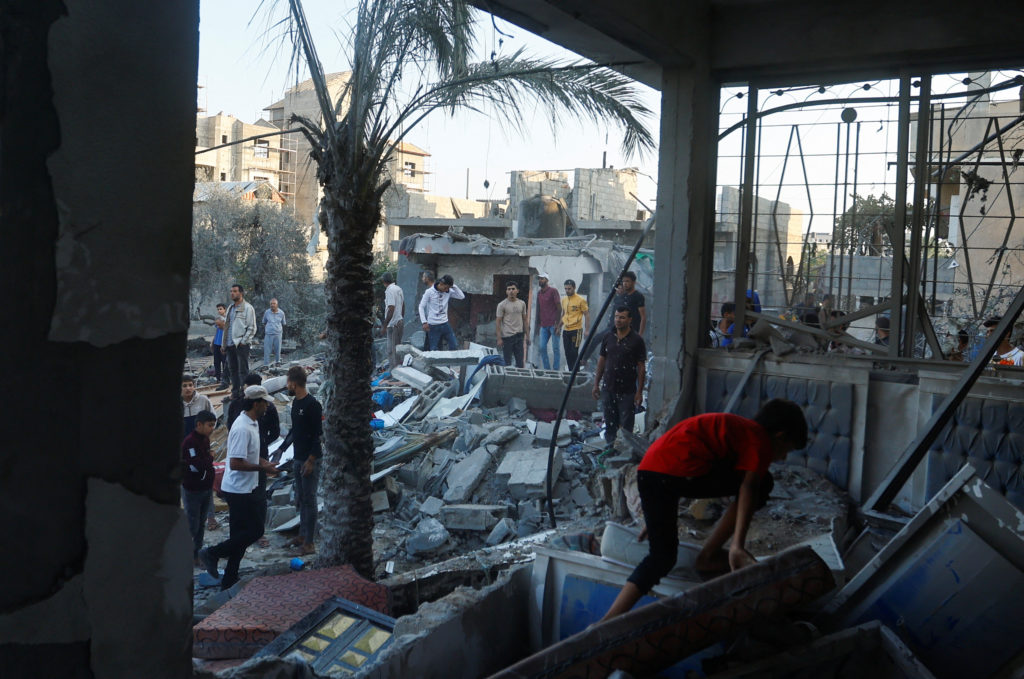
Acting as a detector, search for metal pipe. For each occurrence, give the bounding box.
[733,86,759,338]
[905,75,931,354]
[889,76,912,358]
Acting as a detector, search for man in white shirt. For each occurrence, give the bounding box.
[984,316,1024,366]
[200,385,278,589]
[418,274,465,351]
[381,272,404,368]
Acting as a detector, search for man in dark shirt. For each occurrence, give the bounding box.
[611,271,646,336]
[181,410,217,564]
[284,366,322,555]
[592,306,647,451]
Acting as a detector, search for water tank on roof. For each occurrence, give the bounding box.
[518,195,567,238]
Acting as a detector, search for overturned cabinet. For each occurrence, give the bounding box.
[823,466,1024,679]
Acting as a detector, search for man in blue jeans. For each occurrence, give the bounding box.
[418,274,465,350]
[535,272,561,370]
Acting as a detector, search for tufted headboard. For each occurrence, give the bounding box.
[704,370,855,489]
[926,396,1024,511]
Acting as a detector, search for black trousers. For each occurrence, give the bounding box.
[207,489,264,589]
[562,329,582,371]
[627,467,774,594]
[602,390,636,444]
[212,343,225,381]
[501,332,525,368]
[225,343,249,397]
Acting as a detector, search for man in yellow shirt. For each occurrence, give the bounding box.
[556,279,590,371]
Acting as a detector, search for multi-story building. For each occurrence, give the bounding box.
[195,113,283,188]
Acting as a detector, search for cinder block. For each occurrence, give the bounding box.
[482,365,595,411]
[499,448,563,499]
[439,504,507,531]
[419,496,443,516]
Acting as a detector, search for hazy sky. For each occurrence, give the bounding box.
[197,0,662,204]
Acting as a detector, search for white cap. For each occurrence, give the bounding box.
[243,385,274,402]
[537,271,550,279]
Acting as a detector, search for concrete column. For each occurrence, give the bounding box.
[647,66,720,423]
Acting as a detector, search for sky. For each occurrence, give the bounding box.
[197,0,662,204]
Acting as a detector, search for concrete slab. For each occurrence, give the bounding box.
[533,419,571,446]
[439,504,507,531]
[442,448,491,503]
[396,344,494,367]
[391,366,434,390]
[486,518,517,546]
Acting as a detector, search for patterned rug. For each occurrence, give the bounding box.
[193,565,392,660]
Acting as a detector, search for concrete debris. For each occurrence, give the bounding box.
[486,518,518,546]
[391,366,435,390]
[270,488,291,507]
[406,518,450,555]
[497,448,564,500]
[266,506,297,530]
[419,496,443,517]
[506,396,528,416]
[439,504,507,531]
[372,490,391,513]
[443,448,492,503]
[481,425,520,447]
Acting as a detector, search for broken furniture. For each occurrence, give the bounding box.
[254,596,396,675]
[496,546,834,679]
[822,466,1024,679]
[192,565,391,660]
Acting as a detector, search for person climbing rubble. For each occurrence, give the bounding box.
[599,399,808,621]
[282,366,322,556]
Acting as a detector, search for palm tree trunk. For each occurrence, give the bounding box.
[317,186,377,578]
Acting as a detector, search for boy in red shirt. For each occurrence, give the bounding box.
[601,398,808,620]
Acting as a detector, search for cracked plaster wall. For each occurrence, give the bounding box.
[0,1,199,677]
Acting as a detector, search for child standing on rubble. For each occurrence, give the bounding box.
[181,410,217,565]
[600,398,808,621]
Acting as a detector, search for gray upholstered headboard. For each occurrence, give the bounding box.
[704,370,855,489]
[926,396,1024,511]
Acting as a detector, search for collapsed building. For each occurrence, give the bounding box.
[9,2,1024,679]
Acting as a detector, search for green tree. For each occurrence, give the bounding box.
[268,0,654,576]
[191,192,324,348]
[832,192,912,256]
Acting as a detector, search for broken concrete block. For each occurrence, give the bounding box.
[570,485,593,507]
[482,425,520,447]
[371,490,390,513]
[499,448,563,500]
[516,501,543,538]
[419,496,443,517]
[271,488,291,507]
[384,476,402,503]
[442,448,491,503]
[486,518,517,546]
[406,379,456,421]
[440,504,507,531]
[391,366,434,390]
[453,423,487,453]
[534,420,571,446]
[266,505,297,529]
[406,517,449,555]
[482,364,595,411]
[507,396,528,415]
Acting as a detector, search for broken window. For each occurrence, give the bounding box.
[254,139,270,158]
[255,597,395,676]
[403,161,416,177]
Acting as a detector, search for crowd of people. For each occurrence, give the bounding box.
[179,283,322,591]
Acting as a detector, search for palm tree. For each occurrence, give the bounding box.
[270,0,654,578]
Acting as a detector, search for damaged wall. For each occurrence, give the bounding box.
[0,1,198,677]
